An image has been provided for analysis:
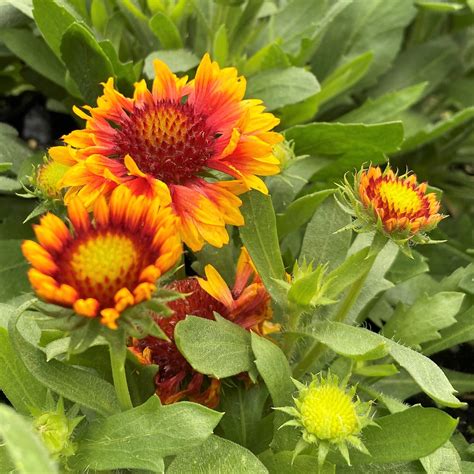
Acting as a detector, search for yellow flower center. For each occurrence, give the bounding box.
[378,180,422,214]
[300,385,358,441]
[37,161,68,198]
[64,232,141,304]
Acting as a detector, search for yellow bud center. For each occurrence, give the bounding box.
[300,384,359,441]
[378,180,422,214]
[37,161,68,198]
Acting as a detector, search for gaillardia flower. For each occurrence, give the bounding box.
[339,165,443,247]
[131,248,278,407]
[22,186,181,329]
[49,54,283,251]
[276,373,373,466]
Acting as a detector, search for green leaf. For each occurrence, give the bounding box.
[346,407,457,465]
[383,292,465,347]
[246,67,320,111]
[60,22,114,104]
[0,326,47,414]
[423,306,474,355]
[168,435,268,473]
[326,322,464,407]
[339,83,428,124]
[0,405,58,474]
[240,191,286,306]
[299,197,352,271]
[90,0,109,33]
[251,332,293,406]
[175,315,257,379]
[0,175,20,192]
[325,247,374,299]
[260,450,336,474]
[32,0,77,59]
[420,441,462,474]
[0,240,30,302]
[285,121,404,156]
[0,123,33,174]
[9,303,121,416]
[270,0,350,57]
[312,0,416,89]
[314,51,373,108]
[276,189,334,240]
[0,28,66,87]
[371,36,460,98]
[71,396,222,471]
[149,11,183,49]
[144,49,200,77]
[312,321,389,361]
[213,24,229,65]
[400,107,474,153]
[243,43,291,76]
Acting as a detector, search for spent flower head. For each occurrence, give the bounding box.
[276,373,374,466]
[338,165,444,252]
[35,158,69,200]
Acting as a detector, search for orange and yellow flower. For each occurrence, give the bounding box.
[22,186,182,329]
[131,248,278,407]
[49,54,283,251]
[340,165,443,244]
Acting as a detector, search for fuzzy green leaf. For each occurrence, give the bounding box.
[0,28,66,87]
[0,326,47,414]
[339,83,428,124]
[168,435,268,473]
[144,49,200,77]
[299,197,352,271]
[383,291,465,347]
[175,315,257,379]
[9,303,121,416]
[251,332,294,406]
[149,11,183,49]
[346,407,457,465]
[276,189,334,239]
[32,0,77,58]
[0,405,58,474]
[60,22,114,104]
[71,396,222,471]
[423,306,474,355]
[246,67,320,111]
[240,191,287,307]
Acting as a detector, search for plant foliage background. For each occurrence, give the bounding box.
[0,0,473,472]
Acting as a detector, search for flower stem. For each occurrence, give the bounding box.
[292,233,387,379]
[109,336,133,411]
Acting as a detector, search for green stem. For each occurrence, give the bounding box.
[292,233,387,378]
[109,338,133,411]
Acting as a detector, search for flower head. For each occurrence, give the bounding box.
[276,373,373,466]
[339,165,443,247]
[22,186,181,329]
[130,248,278,406]
[49,54,283,251]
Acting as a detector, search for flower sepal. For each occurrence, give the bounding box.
[287,261,338,309]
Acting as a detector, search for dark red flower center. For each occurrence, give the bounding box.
[113,100,217,185]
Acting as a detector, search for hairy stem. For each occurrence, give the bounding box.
[109,337,133,411]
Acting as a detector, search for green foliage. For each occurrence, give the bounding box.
[70,396,222,471]
[175,315,257,380]
[0,405,58,473]
[0,0,473,471]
